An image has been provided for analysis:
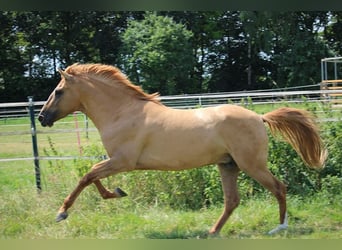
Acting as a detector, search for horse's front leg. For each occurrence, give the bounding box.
[93,180,128,199]
[56,158,128,222]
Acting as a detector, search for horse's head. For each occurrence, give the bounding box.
[38,69,81,127]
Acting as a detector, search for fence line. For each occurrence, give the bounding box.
[0,155,106,163]
[1,88,341,165]
[1,88,342,114]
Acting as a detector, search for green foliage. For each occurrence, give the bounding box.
[1,11,341,101]
[73,143,106,178]
[320,115,342,178]
[323,11,342,57]
[267,136,321,195]
[43,136,66,171]
[320,175,342,202]
[120,12,194,95]
[74,145,223,210]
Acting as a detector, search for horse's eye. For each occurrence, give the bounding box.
[55,89,63,97]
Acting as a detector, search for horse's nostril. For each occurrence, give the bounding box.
[38,115,44,122]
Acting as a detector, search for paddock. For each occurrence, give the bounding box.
[1,88,341,238]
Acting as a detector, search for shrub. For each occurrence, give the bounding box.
[319,175,342,202]
[74,147,224,210]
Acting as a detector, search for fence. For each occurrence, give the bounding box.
[320,57,342,105]
[321,80,342,105]
[1,88,342,191]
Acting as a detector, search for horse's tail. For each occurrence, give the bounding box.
[262,107,327,169]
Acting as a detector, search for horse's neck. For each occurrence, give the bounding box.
[80,89,139,131]
[78,78,162,132]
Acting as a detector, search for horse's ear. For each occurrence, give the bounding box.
[58,69,73,81]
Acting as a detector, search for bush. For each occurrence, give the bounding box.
[319,175,342,202]
[74,146,224,210]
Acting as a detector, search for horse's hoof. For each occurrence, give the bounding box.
[114,187,128,197]
[208,228,220,237]
[56,212,68,222]
[268,224,288,235]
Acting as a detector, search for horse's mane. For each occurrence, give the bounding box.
[65,63,161,104]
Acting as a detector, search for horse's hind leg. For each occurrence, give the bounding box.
[209,163,240,235]
[243,165,288,234]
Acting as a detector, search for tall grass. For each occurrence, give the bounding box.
[0,177,341,239]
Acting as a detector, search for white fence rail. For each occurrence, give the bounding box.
[1,88,342,118]
[160,89,342,109]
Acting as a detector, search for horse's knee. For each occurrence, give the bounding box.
[226,195,240,211]
[79,173,94,187]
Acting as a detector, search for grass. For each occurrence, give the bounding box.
[0,160,341,239]
[0,113,101,158]
[1,191,341,239]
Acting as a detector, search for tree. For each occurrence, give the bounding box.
[0,12,28,101]
[204,11,252,92]
[165,11,253,92]
[236,11,334,89]
[1,11,341,102]
[120,12,194,95]
[162,11,226,93]
[92,11,145,64]
[270,12,334,87]
[324,11,342,56]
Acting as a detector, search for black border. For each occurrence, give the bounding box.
[0,0,342,11]
[1,1,341,250]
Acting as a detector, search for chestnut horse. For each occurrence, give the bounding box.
[38,63,326,235]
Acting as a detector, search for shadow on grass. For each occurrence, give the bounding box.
[144,225,338,239]
[232,227,316,239]
[226,226,338,239]
[144,229,211,239]
[285,225,342,238]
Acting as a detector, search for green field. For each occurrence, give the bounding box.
[0,162,341,239]
[0,101,341,239]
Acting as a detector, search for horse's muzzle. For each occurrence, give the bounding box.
[38,112,55,127]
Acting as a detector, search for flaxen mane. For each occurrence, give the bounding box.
[65,63,161,104]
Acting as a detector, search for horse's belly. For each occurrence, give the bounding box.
[136,135,227,170]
